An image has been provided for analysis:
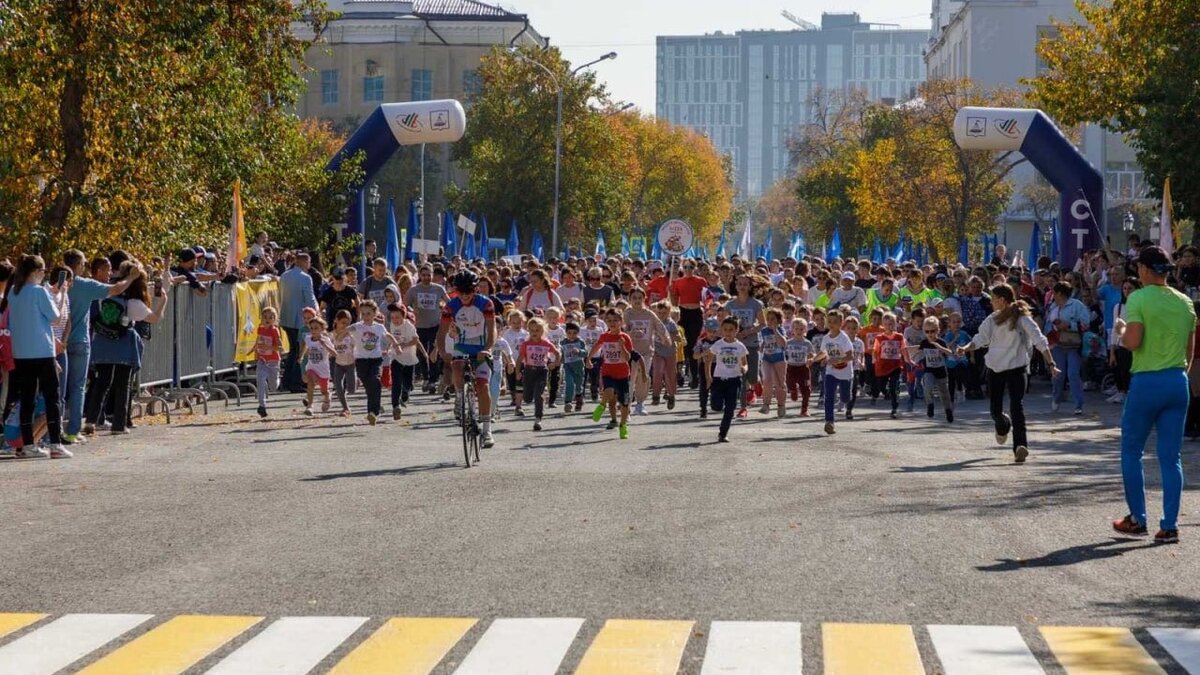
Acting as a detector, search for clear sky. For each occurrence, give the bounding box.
[506,0,932,113]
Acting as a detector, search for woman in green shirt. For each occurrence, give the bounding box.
[1113,246,1195,544]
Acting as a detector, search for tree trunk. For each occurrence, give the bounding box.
[40,0,89,252]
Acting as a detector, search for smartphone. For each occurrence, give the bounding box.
[55,270,68,287]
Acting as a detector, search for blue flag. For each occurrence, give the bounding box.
[1050,218,1060,263]
[795,232,806,258]
[829,228,843,260]
[384,198,401,271]
[715,224,727,258]
[650,224,662,260]
[620,231,629,257]
[405,199,418,261]
[477,216,489,260]
[872,238,883,264]
[532,231,544,262]
[763,229,774,259]
[441,210,457,257]
[596,231,607,258]
[507,218,519,256]
[891,236,905,262]
[1029,222,1042,268]
[959,238,969,266]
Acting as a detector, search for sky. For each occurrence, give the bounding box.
[504,0,932,113]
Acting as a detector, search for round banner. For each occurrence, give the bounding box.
[657,219,694,257]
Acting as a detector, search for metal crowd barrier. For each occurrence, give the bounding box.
[134,278,280,422]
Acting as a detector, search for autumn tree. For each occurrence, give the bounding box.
[0,0,358,260]
[756,177,808,257]
[1030,0,1199,232]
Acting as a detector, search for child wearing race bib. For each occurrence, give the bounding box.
[845,315,866,420]
[651,301,680,409]
[350,300,398,426]
[759,308,788,418]
[544,307,567,409]
[300,316,336,416]
[589,309,634,440]
[704,317,749,443]
[580,307,607,403]
[872,312,907,418]
[500,309,529,415]
[517,318,560,432]
[255,306,284,419]
[910,316,955,423]
[330,310,356,416]
[695,317,720,419]
[387,303,424,419]
[559,322,587,412]
[785,318,814,416]
[815,308,855,435]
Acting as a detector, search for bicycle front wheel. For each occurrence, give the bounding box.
[461,387,475,468]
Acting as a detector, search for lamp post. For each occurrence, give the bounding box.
[1151,215,1162,241]
[1123,211,1135,234]
[510,48,617,257]
[368,183,381,243]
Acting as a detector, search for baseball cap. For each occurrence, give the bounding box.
[584,308,598,318]
[178,248,196,263]
[841,272,855,281]
[1134,245,1175,274]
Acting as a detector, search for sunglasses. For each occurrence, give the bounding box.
[924,330,939,334]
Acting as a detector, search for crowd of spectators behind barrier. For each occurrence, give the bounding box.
[4,228,1200,459]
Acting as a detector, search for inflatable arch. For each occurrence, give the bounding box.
[953,107,1103,269]
[326,100,467,237]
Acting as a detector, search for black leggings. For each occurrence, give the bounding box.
[988,367,1028,451]
[86,363,133,432]
[416,326,441,386]
[1114,347,1133,393]
[356,358,383,416]
[13,357,62,446]
[679,307,703,382]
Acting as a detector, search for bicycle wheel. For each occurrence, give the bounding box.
[461,385,475,468]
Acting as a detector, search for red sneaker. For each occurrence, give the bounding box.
[736,408,749,419]
[1112,515,1148,536]
[1154,529,1179,544]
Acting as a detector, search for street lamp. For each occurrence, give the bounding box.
[368,183,381,241]
[509,47,618,256]
[1123,211,1135,233]
[1151,216,1162,241]
[604,102,636,116]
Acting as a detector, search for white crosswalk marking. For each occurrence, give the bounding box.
[454,617,585,675]
[928,625,1044,675]
[700,621,803,674]
[0,613,152,675]
[203,616,367,675]
[1149,628,1200,674]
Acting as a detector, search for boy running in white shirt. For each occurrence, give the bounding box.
[350,300,398,425]
[387,303,425,419]
[705,317,749,443]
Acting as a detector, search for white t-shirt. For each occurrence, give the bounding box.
[580,321,607,350]
[851,337,866,371]
[822,331,855,381]
[304,335,333,379]
[389,320,419,365]
[351,322,389,359]
[492,337,512,373]
[557,284,583,304]
[332,331,355,366]
[500,327,528,355]
[711,339,749,379]
[126,298,152,322]
[546,325,566,346]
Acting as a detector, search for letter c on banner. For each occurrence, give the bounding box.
[1070,198,1092,222]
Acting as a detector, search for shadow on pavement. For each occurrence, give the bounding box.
[976,537,1157,571]
[299,461,459,481]
[892,457,993,473]
[1092,594,1200,626]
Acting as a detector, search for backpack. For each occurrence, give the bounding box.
[92,296,131,340]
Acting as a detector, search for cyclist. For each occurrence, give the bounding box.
[437,270,497,448]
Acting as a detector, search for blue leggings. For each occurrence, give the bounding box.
[823,375,852,422]
[1121,368,1188,530]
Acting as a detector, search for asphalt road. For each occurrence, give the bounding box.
[2,380,1197,673]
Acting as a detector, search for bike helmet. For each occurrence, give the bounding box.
[452,269,479,294]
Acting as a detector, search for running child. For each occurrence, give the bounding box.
[559,322,587,412]
[500,309,529,415]
[330,310,356,417]
[872,312,907,418]
[909,316,955,422]
[387,303,425,419]
[489,317,513,421]
[300,315,337,416]
[255,306,284,418]
[580,307,607,402]
[517,317,560,431]
[544,307,566,409]
[695,317,719,419]
[815,308,854,435]
[350,300,398,426]
[706,317,749,443]
[651,301,680,409]
[759,308,788,417]
[943,312,971,401]
[589,309,634,440]
[785,318,814,416]
[844,315,866,420]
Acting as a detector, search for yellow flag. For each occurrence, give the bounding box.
[226,179,247,273]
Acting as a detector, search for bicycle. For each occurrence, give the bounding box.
[459,375,481,468]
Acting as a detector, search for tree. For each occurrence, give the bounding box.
[1030,0,1200,232]
[0,0,354,260]
[450,46,636,253]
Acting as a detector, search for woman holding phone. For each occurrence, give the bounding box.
[3,255,67,458]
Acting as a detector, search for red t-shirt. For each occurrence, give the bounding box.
[256,325,283,362]
[671,275,708,305]
[519,337,559,368]
[645,276,669,304]
[594,331,634,379]
[872,331,905,376]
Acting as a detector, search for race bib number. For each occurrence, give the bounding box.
[628,319,650,340]
[602,341,624,364]
[416,292,436,310]
[880,341,901,361]
[526,345,550,368]
[732,309,753,329]
[308,345,326,364]
[255,335,274,356]
[924,348,946,369]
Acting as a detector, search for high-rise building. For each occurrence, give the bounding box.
[924,0,1146,243]
[656,13,927,198]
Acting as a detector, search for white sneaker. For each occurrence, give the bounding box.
[481,431,495,448]
[1051,401,1060,413]
[1110,393,1125,404]
[1074,407,1083,415]
[48,444,73,459]
[0,447,14,460]
[17,446,49,459]
[996,431,1009,446]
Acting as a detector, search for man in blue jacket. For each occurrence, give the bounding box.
[279,252,317,393]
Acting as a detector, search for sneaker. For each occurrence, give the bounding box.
[110,429,130,436]
[996,431,1009,446]
[927,403,935,418]
[515,407,526,417]
[481,432,495,449]
[1051,401,1060,413]
[1102,386,1117,396]
[62,434,78,445]
[824,421,835,435]
[748,392,759,405]
[760,403,770,414]
[366,413,377,426]
[1013,446,1029,463]
[845,411,854,421]
[304,406,313,417]
[1073,407,1083,415]
[946,409,954,423]
[547,401,558,409]
[606,419,618,430]
[666,395,675,411]
[652,395,661,406]
[891,410,899,420]
[592,404,607,422]
[777,408,786,419]
[563,402,573,413]
[1154,529,1180,544]
[533,421,543,431]
[619,423,629,440]
[634,402,647,416]
[737,408,748,419]
[257,406,268,418]
[16,446,49,459]
[392,407,402,420]
[1112,515,1148,536]
[48,445,73,459]
[700,410,708,419]
[717,435,729,443]
[442,390,452,402]
[322,400,331,412]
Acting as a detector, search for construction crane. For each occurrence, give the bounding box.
[781,10,818,30]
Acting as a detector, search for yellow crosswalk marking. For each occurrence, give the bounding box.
[76,615,262,675]
[0,614,46,640]
[574,619,694,675]
[822,623,924,674]
[326,617,476,675]
[1040,626,1166,675]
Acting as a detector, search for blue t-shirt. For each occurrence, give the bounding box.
[1097,283,1123,332]
[67,277,112,347]
[7,284,58,359]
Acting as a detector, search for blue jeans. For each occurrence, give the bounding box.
[823,375,852,422]
[1121,368,1188,530]
[1051,345,1084,408]
[64,342,90,436]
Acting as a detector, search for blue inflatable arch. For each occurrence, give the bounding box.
[954,107,1104,269]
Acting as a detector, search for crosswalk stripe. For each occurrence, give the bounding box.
[1040,626,1165,675]
[76,615,262,675]
[574,619,694,675]
[454,617,584,675]
[1148,628,1200,674]
[204,616,367,675]
[700,620,802,674]
[928,625,1044,675]
[326,617,476,675]
[822,623,924,675]
[0,613,152,675]
[0,614,45,640]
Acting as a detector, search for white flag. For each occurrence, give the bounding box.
[738,213,753,258]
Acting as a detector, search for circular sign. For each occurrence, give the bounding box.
[657,219,694,257]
